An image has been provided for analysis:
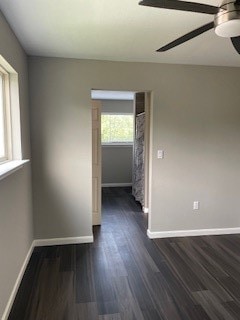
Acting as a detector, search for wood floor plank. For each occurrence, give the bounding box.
[98,313,122,320]
[193,290,235,320]
[155,239,206,292]
[222,301,240,319]
[181,238,230,280]
[112,276,144,320]
[75,244,96,303]
[90,246,119,315]
[8,251,44,320]
[59,244,75,272]
[101,232,128,278]
[174,239,233,303]
[8,187,240,319]
[27,259,75,320]
[75,302,98,320]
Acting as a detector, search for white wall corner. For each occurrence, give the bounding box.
[1,242,34,320]
[33,235,94,247]
[147,227,240,239]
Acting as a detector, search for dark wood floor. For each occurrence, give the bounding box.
[9,187,240,319]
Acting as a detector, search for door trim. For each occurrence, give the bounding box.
[92,100,102,225]
[91,91,153,231]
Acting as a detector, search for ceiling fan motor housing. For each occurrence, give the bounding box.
[214,0,240,37]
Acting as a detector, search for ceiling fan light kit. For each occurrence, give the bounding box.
[215,1,240,37]
[139,0,240,53]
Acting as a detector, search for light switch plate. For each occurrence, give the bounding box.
[193,201,199,210]
[157,150,164,159]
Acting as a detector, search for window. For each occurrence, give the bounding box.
[0,55,23,174]
[0,55,26,179]
[101,113,133,144]
[0,66,11,163]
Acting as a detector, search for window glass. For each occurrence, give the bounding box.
[101,114,133,144]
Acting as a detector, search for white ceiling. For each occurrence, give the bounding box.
[0,0,240,67]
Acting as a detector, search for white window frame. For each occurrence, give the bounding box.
[101,112,134,146]
[0,55,29,181]
[0,65,12,164]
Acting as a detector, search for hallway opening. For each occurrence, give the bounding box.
[91,90,152,230]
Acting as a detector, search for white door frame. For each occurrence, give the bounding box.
[92,100,102,225]
[143,91,152,214]
[92,91,153,231]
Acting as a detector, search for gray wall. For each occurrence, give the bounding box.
[0,11,32,318]
[28,57,240,240]
[101,99,133,185]
[102,146,133,184]
[101,99,133,114]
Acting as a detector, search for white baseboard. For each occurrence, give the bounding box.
[147,227,240,239]
[33,235,94,247]
[102,183,132,187]
[1,242,34,320]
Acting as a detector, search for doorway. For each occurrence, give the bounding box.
[91,90,152,228]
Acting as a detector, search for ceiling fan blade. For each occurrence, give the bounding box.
[139,0,219,14]
[157,21,214,52]
[231,37,240,54]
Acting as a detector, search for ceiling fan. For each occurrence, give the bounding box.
[139,0,240,53]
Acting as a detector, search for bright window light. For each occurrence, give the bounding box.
[0,74,5,158]
[101,114,133,144]
[0,55,23,166]
[0,68,11,163]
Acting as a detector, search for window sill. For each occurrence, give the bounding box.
[102,143,133,147]
[0,159,30,181]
